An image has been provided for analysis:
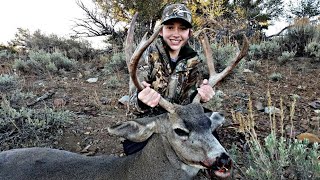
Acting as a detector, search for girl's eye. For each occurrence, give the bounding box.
[174,128,189,137]
[179,26,188,30]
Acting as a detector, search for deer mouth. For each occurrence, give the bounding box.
[200,162,232,178]
[211,166,231,178]
[200,157,232,178]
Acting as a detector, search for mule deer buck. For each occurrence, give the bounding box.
[0,13,248,180]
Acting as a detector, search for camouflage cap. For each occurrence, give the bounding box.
[161,3,192,28]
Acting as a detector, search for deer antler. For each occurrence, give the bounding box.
[126,14,175,113]
[192,33,249,103]
[125,13,138,69]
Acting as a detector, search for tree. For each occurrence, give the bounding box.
[231,0,284,22]
[288,0,320,18]
[72,0,123,37]
[72,0,175,49]
[73,0,285,46]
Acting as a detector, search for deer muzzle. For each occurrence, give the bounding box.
[201,152,232,178]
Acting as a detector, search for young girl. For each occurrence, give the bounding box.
[130,3,214,115]
[125,3,215,155]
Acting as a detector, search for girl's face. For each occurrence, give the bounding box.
[159,19,191,55]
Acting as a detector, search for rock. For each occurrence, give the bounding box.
[309,100,320,109]
[84,70,91,76]
[264,106,281,114]
[296,132,320,143]
[289,94,301,100]
[243,68,253,73]
[311,116,320,121]
[253,101,264,111]
[78,72,83,78]
[297,85,306,90]
[33,80,46,88]
[100,97,110,105]
[53,98,66,109]
[86,77,98,83]
[118,95,130,105]
[285,125,299,137]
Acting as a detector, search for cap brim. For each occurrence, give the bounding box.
[162,18,192,28]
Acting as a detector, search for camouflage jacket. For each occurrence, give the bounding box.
[129,38,204,116]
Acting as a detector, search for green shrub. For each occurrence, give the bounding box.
[269,73,283,81]
[244,59,261,71]
[0,98,73,150]
[260,41,281,59]
[205,90,224,110]
[26,58,45,73]
[0,50,15,60]
[198,43,245,76]
[277,51,295,65]
[210,43,238,71]
[231,134,320,180]
[0,74,18,92]
[305,41,320,58]
[10,29,98,61]
[9,90,36,108]
[13,59,29,73]
[230,96,320,180]
[248,44,262,60]
[29,49,51,66]
[13,50,77,74]
[248,40,281,60]
[285,24,317,57]
[104,76,122,89]
[103,52,126,75]
[45,62,58,72]
[50,52,76,71]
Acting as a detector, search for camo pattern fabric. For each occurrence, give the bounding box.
[129,38,203,115]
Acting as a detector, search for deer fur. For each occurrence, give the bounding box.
[0,103,228,180]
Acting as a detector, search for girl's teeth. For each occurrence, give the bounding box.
[171,40,180,44]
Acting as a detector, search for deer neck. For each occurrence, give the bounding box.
[130,134,198,179]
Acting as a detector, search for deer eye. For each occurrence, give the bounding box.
[174,128,189,137]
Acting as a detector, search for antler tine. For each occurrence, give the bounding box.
[125,12,138,69]
[127,20,175,113]
[208,34,249,86]
[193,33,249,103]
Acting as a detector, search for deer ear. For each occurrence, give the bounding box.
[108,121,156,142]
[208,112,225,129]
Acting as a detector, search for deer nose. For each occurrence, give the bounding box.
[200,152,232,171]
[213,152,232,171]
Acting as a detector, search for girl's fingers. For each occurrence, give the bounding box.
[138,87,160,107]
[141,81,151,88]
[198,85,215,102]
[149,93,161,107]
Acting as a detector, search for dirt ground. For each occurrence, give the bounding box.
[13,57,320,177]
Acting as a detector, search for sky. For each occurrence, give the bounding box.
[0,0,105,48]
[0,1,289,49]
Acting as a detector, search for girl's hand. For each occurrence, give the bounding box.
[197,79,215,103]
[138,81,161,107]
